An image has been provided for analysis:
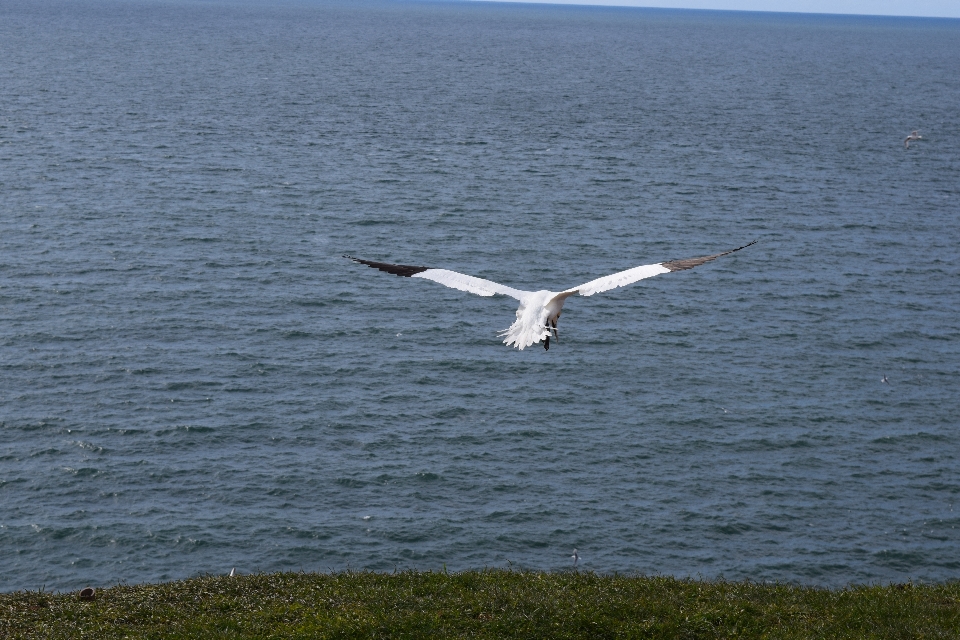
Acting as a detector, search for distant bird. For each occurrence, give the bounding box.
[345,241,756,350]
[881,374,889,384]
[904,131,922,148]
[229,568,236,577]
[571,549,579,567]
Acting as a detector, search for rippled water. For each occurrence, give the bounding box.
[2,0,959,591]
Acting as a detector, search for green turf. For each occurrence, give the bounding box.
[2,570,958,639]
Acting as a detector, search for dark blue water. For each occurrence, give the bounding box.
[2,0,959,592]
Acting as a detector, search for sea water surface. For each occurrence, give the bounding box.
[2,0,959,592]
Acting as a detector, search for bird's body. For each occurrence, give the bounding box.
[346,240,756,350]
[500,288,574,351]
[904,130,922,148]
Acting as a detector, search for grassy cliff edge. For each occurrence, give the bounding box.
[3,570,959,638]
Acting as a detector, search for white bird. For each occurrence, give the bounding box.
[229,567,236,577]
[571,549,579,567]
[881,374,889,384]
[345,241,756,350]
[904,130,922,148]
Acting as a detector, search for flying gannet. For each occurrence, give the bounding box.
[345,240,756,350]
[904,130,922,148]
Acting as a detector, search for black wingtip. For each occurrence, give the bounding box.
[344,255,431,277]
[662,239,758,272]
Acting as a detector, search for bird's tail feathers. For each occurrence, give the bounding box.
[498,317,551,350]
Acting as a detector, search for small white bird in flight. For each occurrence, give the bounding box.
[571,549,580,567]
[345,240,756,350]
[904,130,922,148]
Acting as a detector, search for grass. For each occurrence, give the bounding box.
[2,570,958,639]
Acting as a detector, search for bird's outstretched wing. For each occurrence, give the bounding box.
[566,240,757,297]
[344,256,528,300]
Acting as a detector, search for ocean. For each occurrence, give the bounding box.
[1,0,959,591]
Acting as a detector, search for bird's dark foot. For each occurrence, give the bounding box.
[543,336,550,351]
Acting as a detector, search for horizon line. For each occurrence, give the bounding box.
[462,0,960,20]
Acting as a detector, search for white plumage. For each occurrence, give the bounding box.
[346,240,755,350]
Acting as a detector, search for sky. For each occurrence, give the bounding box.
[470,0,960,19]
